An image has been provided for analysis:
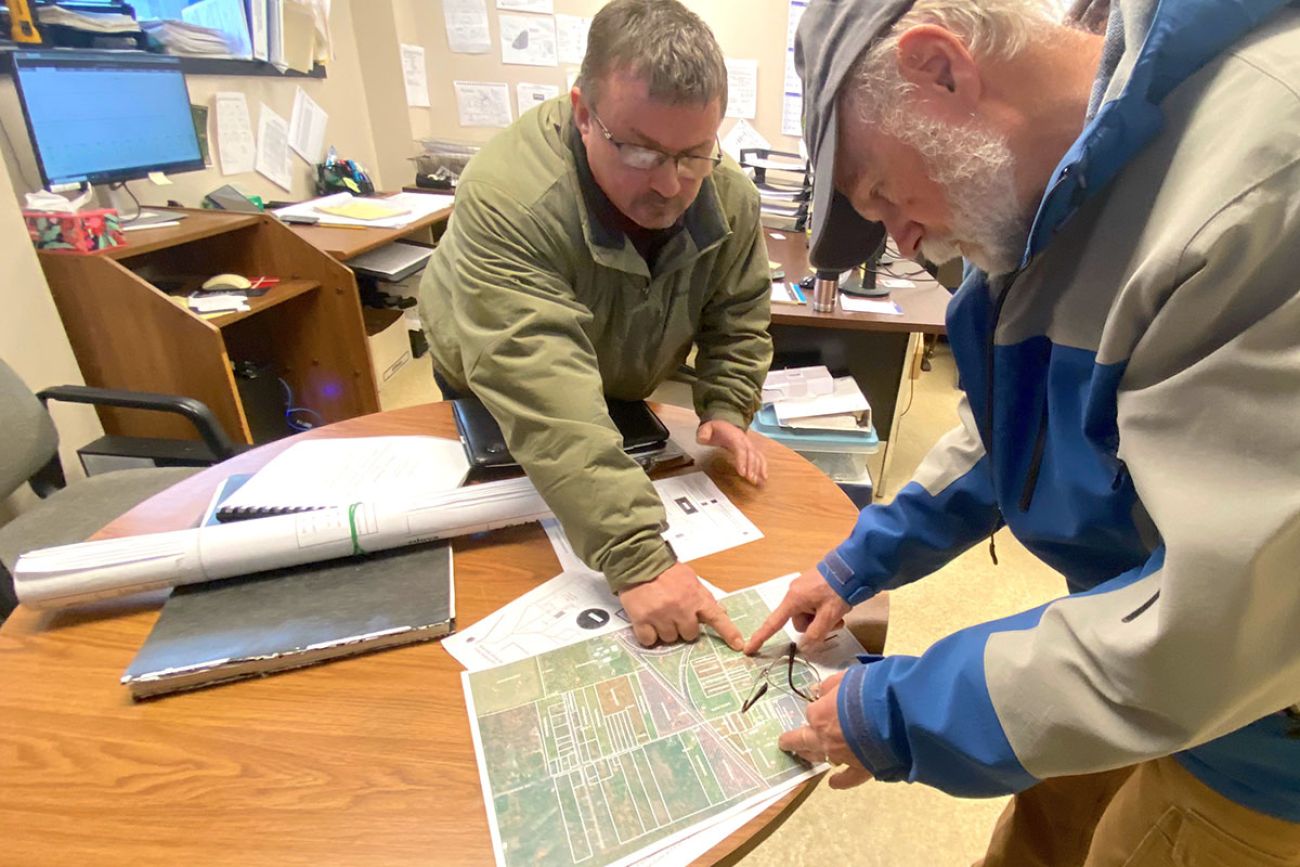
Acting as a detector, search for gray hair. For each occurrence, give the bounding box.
[843,0,1062,128]
[579,0,727,112]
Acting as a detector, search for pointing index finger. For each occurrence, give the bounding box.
[743,597,794,655]
[699,598,744,651]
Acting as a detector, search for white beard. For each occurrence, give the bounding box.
[885,110,1032,276]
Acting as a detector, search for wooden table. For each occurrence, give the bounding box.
[0,402,883,866]
[764,229,952,497]
[288,193,454,262]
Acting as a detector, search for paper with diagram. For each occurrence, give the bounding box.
[443,569,725,671]
[462,575,865,867]
[454,80,513,128]
[542,472,763,574]
[499,13,557,67]
[443,0,491,54]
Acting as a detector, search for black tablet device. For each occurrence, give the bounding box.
[452,396,670,470]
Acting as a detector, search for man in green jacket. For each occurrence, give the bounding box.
[419,0,773,649]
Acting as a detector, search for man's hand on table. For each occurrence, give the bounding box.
[620,561,744,650]
[697,420,767,486]
[777,672,874,789]
[742,567,852,654]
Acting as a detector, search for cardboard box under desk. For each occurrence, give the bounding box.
[363,307,412,386]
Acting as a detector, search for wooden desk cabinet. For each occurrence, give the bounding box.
[37,209,380,445]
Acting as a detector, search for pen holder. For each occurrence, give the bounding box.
[812,272,839,313]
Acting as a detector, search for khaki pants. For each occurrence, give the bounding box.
[977,756,1300,866]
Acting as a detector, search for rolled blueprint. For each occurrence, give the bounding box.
[14,476,552,610]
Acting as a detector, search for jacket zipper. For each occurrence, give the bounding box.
[1018,399,1050,512]
[984,270,1021,563]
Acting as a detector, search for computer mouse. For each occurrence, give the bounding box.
[202,273,252,291]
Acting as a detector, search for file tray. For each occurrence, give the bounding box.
[751,405,880,454]
[753,405,877,506]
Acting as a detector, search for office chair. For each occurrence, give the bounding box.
[0,358,239,620]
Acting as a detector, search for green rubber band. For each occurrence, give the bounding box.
[347,502,366,556]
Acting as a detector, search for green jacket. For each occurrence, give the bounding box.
[419,97,772,591]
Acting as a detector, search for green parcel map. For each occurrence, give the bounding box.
[462,585,854,866]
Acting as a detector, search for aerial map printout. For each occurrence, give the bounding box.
[462,580,864,866]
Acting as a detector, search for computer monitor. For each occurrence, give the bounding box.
[11,50,205,189]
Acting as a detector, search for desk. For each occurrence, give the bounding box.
[288,193,454,262]
[764,229,951,497]
[36,209,380,446]
[0,402,884,866]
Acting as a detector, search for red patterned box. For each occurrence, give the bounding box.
[24,208,125,253]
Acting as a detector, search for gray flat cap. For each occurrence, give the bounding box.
[795,0,916,270]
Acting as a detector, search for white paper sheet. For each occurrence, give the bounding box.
[442,569,726,671]
[724,58,759,120]
[542,472,763,574]
[400,43,431,107]
[248,0,269,60]
[499,13,557,66]
[255,104,294,191]
[554,13,590,65]
[213,92,255,175]
[722,118,771,162]
[181,0,253,58]
[442,0,491,54]
[453,80,513,128]
[781,92,803,137]
[218,437,470,514]
[515,82,559,116]
[784,49,802,95]
[288,86,328,164]
[496,0,552,11]
[839,296,904,315]
[787,0,808,49]
[784,0,808,99]
[773,376,870,424]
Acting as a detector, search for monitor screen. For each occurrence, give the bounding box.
[12,51,205,188]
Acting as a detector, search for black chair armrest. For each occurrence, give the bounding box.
[36,386,239,462]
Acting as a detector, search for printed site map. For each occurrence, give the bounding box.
[463,587,842,867]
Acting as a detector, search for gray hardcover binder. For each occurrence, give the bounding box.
[122,542,454,699]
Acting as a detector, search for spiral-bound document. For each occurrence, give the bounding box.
[215,436,471,521]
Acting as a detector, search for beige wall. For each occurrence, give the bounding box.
[403,0,804,153]
[0,0,383,208]
[0,153,102,523]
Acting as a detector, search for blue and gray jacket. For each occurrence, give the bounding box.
[821,0,1300,820]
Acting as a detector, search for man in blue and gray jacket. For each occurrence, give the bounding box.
[748,0,1300,861]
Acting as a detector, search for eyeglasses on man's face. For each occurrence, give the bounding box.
[589,108,723,180]
[741,641,819,714]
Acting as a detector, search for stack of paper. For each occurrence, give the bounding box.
[181,0,254,58]
[37,6,141,33]
[274,192,455,229]
[771,375,873,433]
[142,20,236,56]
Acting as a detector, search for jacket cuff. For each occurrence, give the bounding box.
[838,663,909,782]
[606,540,679,593]
[818,549,878,606]
[698,404,751,431]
